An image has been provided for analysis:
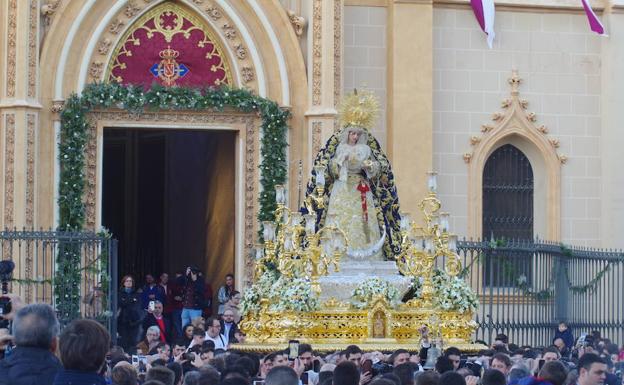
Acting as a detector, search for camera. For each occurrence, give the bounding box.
[0,260,15,329]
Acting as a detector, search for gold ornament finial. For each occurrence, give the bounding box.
[338,89,379,130]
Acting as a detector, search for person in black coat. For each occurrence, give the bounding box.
[0,303,63,385]
[117,275,144,353]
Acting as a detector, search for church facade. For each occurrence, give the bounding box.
[0,0,623,288]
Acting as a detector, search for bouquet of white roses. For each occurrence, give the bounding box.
[269,276,320,312]
[431,269,479,313]
[351,277,400,309]
[240,269,279,315]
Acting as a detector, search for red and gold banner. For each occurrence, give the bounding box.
[107,3,232,88]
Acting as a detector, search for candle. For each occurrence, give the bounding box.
[275,185,286,205]
[400,212,411,231]
[304,214,317,235]
[427,171,437,193]
[314,165,325,187]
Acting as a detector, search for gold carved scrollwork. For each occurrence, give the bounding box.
[237,297,480,352]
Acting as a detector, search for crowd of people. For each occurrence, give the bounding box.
[1,272,624,385]
[117,268,240,353]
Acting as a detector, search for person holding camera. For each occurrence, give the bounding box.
[176,266,206,329]
[117,275,144,353]
[0,301,63,385]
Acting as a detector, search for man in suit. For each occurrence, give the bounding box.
[219,309,239,346]
[142,300,172,343]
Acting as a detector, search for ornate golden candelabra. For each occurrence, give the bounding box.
[257,184,348,293]
[395,172,462,307]
[304,165,327,214]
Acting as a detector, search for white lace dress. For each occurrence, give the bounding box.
[326,142,385,261]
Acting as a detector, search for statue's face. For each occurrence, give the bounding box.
[348,130,361,144]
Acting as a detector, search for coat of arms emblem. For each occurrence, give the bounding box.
[150,46,189,86]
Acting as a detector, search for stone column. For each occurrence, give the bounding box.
[387,0,433,216]
[305,0,342,174]
[0,0,41,299]
[601,5,624,248]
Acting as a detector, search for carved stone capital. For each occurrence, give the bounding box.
[51,100,65,113]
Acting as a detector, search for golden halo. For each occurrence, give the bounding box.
[338,89,380,130]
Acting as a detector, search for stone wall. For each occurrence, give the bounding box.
[433,8,602,246]
[344,5,388,149]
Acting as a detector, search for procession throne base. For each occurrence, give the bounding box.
[233,297,486,353]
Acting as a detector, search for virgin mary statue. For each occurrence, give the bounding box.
[303,91,402,261]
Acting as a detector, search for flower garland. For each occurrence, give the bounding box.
[58,82,289,320]
[351,277,400,309]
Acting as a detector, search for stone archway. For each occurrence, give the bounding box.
[34,0,309,286]
[38,0,308,228]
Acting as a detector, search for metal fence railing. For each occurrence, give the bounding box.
[0,230,118,339]
[1,230,622,349]
[455,239,624,347]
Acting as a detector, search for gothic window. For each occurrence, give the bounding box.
[482,144,534,286]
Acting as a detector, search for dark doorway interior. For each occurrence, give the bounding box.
[102,129,235,288]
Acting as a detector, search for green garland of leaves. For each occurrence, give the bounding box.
[466,240,621,302]
[58,82,289,320]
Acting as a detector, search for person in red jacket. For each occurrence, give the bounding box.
[198,271,213,318]
[162,271,184,338]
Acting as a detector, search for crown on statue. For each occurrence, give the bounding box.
[338,89,380,130]
[159,46,180,59]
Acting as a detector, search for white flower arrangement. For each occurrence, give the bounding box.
[241,270,320,314]
[240,269,279,315]
[351,277,400,308]
[269,277,320,312]
[431,270,479,314]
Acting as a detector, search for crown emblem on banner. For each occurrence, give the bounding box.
[159,46,180,60]
[150,45,189,86]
